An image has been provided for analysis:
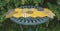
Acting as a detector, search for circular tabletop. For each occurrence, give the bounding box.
[5,6,50,25]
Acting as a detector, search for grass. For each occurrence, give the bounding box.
[0,20,60,31]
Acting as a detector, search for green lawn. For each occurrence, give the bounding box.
[0,20,60,31]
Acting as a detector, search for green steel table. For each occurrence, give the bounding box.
[4,6,52,31]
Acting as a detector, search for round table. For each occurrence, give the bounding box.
[5,6,50,31]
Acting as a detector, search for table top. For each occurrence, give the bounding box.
[5,6,55,25]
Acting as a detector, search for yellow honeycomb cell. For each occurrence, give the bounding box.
[15,8,22,13]
[43,8,55,18]
[23,8,29,11]
[13,13,22,18]
[30,10,47,18]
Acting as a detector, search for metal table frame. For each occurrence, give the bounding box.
[5,6,50,31]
